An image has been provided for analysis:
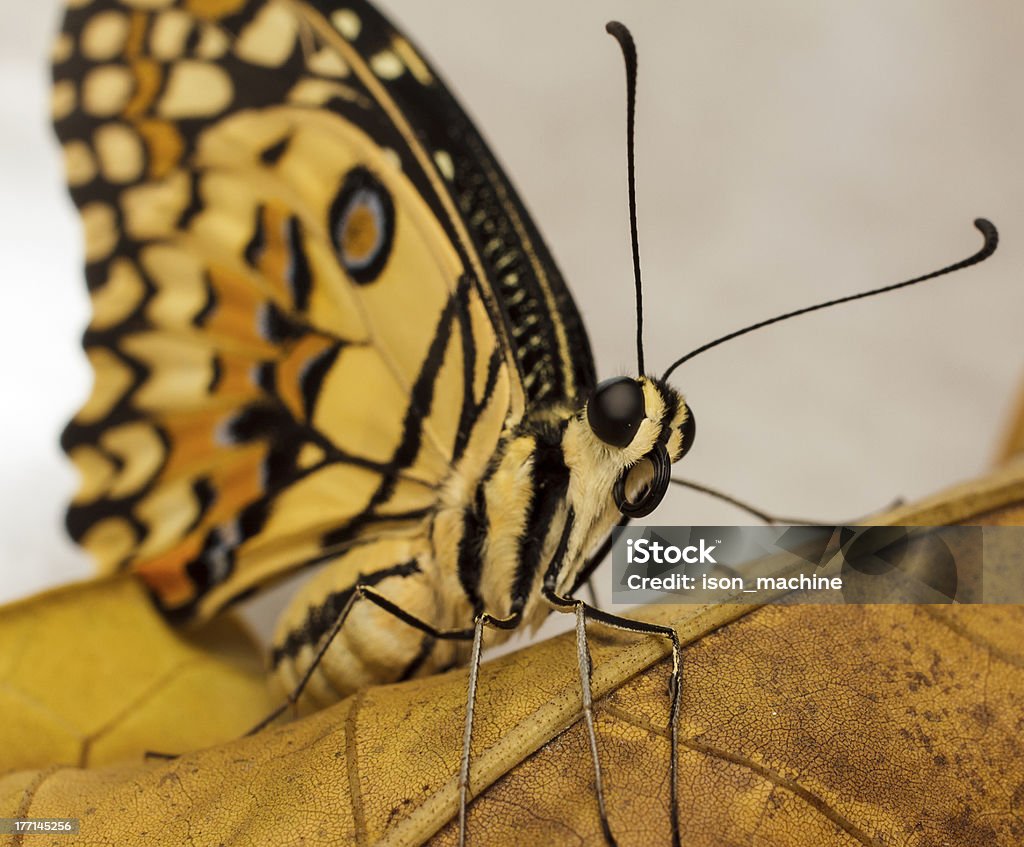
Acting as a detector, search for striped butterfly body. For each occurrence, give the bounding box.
[57,0,692,775]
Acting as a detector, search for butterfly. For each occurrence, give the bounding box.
[53,0,997,844]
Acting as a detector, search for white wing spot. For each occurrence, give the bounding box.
[81,10,130,61]
[158,61,232,118]
[82,202,118,262]
[433,149,454,181]
[234,1,298,67]
[63,140,97,187]
[149,10,191,60]
[94,123,144,183]
[288,78,361,106]
[255,302,275,341]
[206,521,242,583]
[51,32,74,64]
[82,65,133,116]
[370,49,404,80]
[195,25,230,60]
[331,9,361,40]
[215,415,240,447]
[307,47,349,78]
[391,36,433,85]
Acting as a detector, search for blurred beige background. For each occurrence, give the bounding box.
[0,1,1021,622]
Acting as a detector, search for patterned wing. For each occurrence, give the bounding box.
[54,0,595,622]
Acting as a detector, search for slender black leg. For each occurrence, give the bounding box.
[575,602,616,845]
[457,610,521,847]
[458,617,484,847]
[246,585,479,737]
[542,584,683,847]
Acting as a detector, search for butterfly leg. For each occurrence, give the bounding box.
[255,586,485,737]
[541,584,683,847]
[457,610,521,847]
[570,517,632,610]
[257,540,484,733]
[570,516,631,598]
[249,584,471,734]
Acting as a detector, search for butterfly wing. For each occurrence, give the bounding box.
[55,0,595,622]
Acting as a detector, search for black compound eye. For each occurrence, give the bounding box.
[677,405,696,460]
[587,377,646,448]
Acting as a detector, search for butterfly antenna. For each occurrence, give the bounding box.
[662,218,998,381]
[606,21,646,375]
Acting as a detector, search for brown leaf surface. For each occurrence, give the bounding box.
[0,576,273,772]
[1,459,1023,846]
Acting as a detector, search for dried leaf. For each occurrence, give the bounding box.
[0,576,273,772]
[1,460,1023,846]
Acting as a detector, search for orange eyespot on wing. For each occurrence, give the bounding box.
[330,166,394,283]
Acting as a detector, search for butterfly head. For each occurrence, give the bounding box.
[579,375,694,518]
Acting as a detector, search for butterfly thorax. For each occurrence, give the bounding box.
[432,377,690,634]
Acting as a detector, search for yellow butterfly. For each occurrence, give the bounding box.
[53,1,997,843]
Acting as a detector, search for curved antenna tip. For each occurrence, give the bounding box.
[974,217,999,252]
[605,22,637,59]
